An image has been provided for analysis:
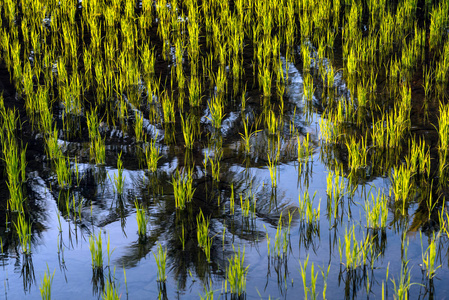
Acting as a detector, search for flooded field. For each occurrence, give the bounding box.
[0,0,449,299]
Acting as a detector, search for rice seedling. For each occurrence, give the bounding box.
[145,137,161,173]
[208,96,225,129]
[39,266,55,300]
[14,213,32,255]
[113,152,125,195]
[102,274,120,300]
[338,225,369,270]
[364,190,388,230]
[135,201,147,240]
[134,111,144,143]
[172,168,195,210]
[153,243,167,282]
[438,102,449,181]
[230,183,235,215]
[391,238,413,300]
[55,155,72,189]
[180,114,195,149]
[298,190,320,225]
[196,210,212,254]
[89,231,103,269]
[297,132,313,162]
[240,115,260,154]
[420,232,441,280]
[390,164,413,215]
[345,135,368,171]
[227,246,249,297]
[299,255,319,300]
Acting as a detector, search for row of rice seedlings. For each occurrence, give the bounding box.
[172,168,195,210]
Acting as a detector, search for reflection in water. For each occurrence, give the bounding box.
[19,254,35,293]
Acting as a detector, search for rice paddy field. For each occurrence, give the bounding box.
[1,0,449,299]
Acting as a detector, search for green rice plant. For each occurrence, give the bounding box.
[89,231,103,269]
[113,152,125,195]
[102,274,120,300]
[297,132,313,162]
[391,239,413,300]
[364,190,388,230]
[345,135,368,171]
[338,225,369,270]
[208,96,225,128]
[199,279,216,300]
[303,73,315,104]
[406,138,430,177]
[39,265,55,300]
[258,64,272,97]
[93,136,106,165]
[240,115,261,154]
[161,92,176,124]
[134,111,144,143]
[269,212,292,258]
[230,183,235,215]
[267,151,279,188]
[55,155,72,189]
[153,243,167,282]
[265,109,279,136]
[298,190,320,225]
[438,102,449,180]
[326,168,346,222]
[420,232,441,279]
[299,255,319,300]
[180,114,195,149]
[429,3,447,51]
[145,137,161,172]
[135,200,147,240]
[209,154,222,182]
[14,213,32,255]
[188,76,202,107]
[196,209,210,249]
[227,245,249,296]
[391,164,413,215]
[172,168,195,209]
